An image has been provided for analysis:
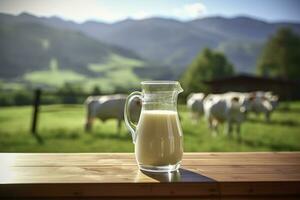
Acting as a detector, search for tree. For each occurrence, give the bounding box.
[58,83,83,104]
[181,48,234,94]
[257,28,300,79]
[92,86,102,95]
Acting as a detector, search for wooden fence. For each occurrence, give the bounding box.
[30,89,93,143]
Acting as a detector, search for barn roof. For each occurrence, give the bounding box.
[203,74,298,85]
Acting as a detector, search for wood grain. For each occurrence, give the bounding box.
[0,152,300,199]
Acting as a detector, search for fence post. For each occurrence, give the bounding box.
[31,89,41,137]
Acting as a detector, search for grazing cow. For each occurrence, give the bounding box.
[187,93,205,121]
[203,93,247,139]
[270,95,279,110]
[265,92,279,111]
[250,91,278,122]
[223,92,254,113]
[84,94,141,133]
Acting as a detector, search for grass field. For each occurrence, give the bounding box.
[22,55,144,92]
[0,102,300,152]
[24,69,86,87]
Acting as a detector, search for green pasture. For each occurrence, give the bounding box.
[88,54,144,73]
[24,69,86,87]
[0,102,300,152]
[22,55,144,92]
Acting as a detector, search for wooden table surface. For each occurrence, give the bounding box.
[0,152,300,199]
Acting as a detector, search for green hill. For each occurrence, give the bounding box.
[0,16,147,92]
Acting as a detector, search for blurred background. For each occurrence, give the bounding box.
[0,0,300,152]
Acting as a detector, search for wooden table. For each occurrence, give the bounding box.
[0,152,300,199]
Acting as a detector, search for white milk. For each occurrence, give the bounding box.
[135,110,183,166]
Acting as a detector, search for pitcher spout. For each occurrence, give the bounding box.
[176,82,183,94]
[172,82,183,103]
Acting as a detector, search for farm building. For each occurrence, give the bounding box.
[203,74,300,100]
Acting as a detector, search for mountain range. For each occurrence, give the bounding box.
[0,13,300,90]
[13,13,300,72]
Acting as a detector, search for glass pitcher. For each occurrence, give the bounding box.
[124,81,184,172]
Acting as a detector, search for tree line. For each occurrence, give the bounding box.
[181,27,300,94]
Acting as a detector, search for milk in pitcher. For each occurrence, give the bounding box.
[135,110,183,166]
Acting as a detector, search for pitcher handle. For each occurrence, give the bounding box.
[124,91,142,143]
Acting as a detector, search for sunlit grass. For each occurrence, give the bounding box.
[24,70,86,87]
[22,54,144,92]
[88,54,144,73]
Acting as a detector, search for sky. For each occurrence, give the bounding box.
[0,0,299,23]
